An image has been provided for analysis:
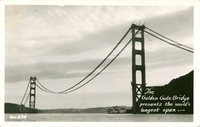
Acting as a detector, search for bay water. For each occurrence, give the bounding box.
[5,113,193,122]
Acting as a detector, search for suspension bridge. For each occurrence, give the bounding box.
[18,24,193,113]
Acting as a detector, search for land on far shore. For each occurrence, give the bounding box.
[5,103,130,113]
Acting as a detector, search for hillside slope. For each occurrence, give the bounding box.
[137,70,193,114]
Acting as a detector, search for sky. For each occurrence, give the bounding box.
[4,5,193,109]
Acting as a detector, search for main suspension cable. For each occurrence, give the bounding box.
[24,92,30,106]
[145,26,193,50]
[58,27,131,93]
[61,30,139,94]
[20,80,30,105]
[36,78,61,94]
[34,27,132,94]
[62,39,133,94]
[144,30,193,53]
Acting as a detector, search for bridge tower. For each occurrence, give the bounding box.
[29,76,36,113]
[131,24,146,113]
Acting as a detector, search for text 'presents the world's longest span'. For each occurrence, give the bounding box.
[138,94,191,114]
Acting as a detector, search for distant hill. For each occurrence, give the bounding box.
[38,106,130,113]
[5,103,130,113]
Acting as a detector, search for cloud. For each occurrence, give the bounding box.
[5,6,193,84]
[144,7,193,47]
[5,6,191,42]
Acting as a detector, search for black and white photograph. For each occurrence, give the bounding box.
[1,0,200,126]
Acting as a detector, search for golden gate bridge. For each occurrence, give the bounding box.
[19,24,193,113]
